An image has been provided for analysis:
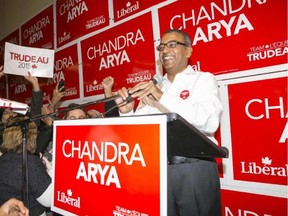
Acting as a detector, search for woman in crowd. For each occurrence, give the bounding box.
[0,116,52,216]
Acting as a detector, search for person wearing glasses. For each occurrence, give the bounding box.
[116,29,223,216]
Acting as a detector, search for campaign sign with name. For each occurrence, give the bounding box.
[228,75,287,185]
[4,42,54,78]
[221,189,287,215]
[52,115,167,215]
[80,12,156,97]
[158,0,287,74]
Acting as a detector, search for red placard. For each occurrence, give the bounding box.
[52,116,167,215]
[0,30,20,65]
[81,12,156,97]
[228,76,287,185]
[6,74,33,103]
[41,44,80,103]
[0,30,20,98]
[21,5,54,49]
[221,189,287,215]
[113,0,165,22]
[158,0,288,74]
[56,0,109,48]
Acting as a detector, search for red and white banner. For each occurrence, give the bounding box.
[52,115,167,215]
[158,0,288,74]
[56,0,109,47]
[81,12,156,97]
[21,5,54,49]
[221,189,287,215]
[228,76,287,185]
[4,42,54,78]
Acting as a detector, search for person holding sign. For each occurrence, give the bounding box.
[116,29,223,216]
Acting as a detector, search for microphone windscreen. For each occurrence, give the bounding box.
[152,73,163,85]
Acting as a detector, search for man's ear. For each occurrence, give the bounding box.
[186,46,193,58]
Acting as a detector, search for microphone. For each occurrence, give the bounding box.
[124,73,163,101]
[151,73,163,85]
[101,73,164,103]
[100,73,163,116]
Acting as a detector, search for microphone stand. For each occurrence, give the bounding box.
[21,122,29,208]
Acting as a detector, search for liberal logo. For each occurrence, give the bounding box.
[57,189,81,208]
[85,80,103,93]
[116,1,140,19]
[240,156,287,177]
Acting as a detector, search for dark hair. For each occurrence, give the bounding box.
[163,29,191,46]
[64,103,88,119]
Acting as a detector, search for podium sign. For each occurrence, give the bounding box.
[51,115,167,215]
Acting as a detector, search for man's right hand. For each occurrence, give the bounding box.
[116,87,135,114]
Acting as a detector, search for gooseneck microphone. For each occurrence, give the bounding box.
[101,73,163,116]
[126,73,163,99]
[99,73,163,103]
[151,73,164,85]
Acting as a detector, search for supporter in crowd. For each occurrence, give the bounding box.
[0,116,52,216]
[64,103,89,120]
[87,109,102,118]
[0,198,29,216]
[116,29,223,216]
[34,82,65,156]
[0,70,42,146]
[102,76,119,117]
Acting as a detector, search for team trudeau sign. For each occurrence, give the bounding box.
[52,116,167,215]
[4,42,54,78]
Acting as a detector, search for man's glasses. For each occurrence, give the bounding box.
[156,40,188,51]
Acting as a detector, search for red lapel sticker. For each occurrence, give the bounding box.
[180,90,190,100]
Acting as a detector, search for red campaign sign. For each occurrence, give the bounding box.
[40,44,80,103]
[0,30,20,98]
[158,0,288,74]
[113,0,165,22]
[221,189,287,215]
[228,76,287,185]
[0,29,20,65]
[52,117,166,215]
[21,5,54,49]
[81,12,156,97]
[56,0,109,48]
[6,74,34,104]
